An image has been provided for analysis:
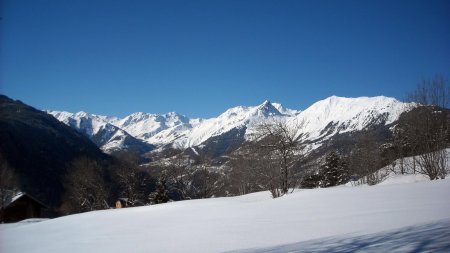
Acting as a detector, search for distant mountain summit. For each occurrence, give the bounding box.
[48,96,410,156]
[111,111,195,145]
[293,96,406,142]
[255,100,283,117]
[48,111,154,154]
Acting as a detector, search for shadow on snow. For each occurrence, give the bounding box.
[227,219,450,253]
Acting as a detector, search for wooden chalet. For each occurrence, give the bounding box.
[1,191,47,223]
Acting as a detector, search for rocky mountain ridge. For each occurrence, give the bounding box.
[48,96,409,155]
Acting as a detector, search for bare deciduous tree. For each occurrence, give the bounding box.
[62,157,109,213]
[111,152,151,206]
[228,146,267,195]
[148,154,224,200]
[250,119,303,197]
[165,154,194,200]
[400,75,450,180]
[349,132,385,185]
[190,161,223,199]
[407,75,450,109]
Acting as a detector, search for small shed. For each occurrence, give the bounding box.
[1,191,47,223]
[115,198,145,208]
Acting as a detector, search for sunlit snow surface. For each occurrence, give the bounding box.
[1,176,449,253]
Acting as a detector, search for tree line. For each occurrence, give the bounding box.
[2,76,448,216]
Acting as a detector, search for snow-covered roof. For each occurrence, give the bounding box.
[1,190,47,209]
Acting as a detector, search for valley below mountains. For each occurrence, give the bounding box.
[2,93,448,215]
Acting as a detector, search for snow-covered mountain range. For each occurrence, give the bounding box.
[47,96,409,154]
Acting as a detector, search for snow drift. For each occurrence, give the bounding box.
[1,176,449,253]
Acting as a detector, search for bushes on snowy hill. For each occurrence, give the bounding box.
[393,75,450,180]
[393,106,449,180]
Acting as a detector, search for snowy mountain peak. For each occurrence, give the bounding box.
[293,95,407,143]
[272,103,301,116]
[74,111,89,117]
[307,95,401,116]
[47,96,411,152]
[319,95,399,106]
[255,100,282,117]
[261,99,271,106]
[163,112,190,125]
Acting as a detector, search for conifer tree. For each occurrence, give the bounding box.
[321,152,349,187]
[337,158,350,185]
[149,173,170,204]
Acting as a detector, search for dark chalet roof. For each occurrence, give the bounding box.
[1,191,48,209]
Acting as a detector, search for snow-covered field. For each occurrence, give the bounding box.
[1,176,449,253]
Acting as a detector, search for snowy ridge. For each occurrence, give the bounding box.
[110,112,199,145]
[272,102,301,116]
[47,96,409,152]
[48,111,113,137]
[47,111,145,153]
[174,100,292,147]
[289,96,407,142]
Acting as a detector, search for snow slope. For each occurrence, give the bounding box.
[111,112,200,146]
[231,220,450,252]
[47,111,153,153]
[1,177,449,253]
[289,96,406,142]
[172,100,294,147]
[48,111,115,137]
[48,96,409,151]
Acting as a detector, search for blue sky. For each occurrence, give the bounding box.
[1,0,449,118]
